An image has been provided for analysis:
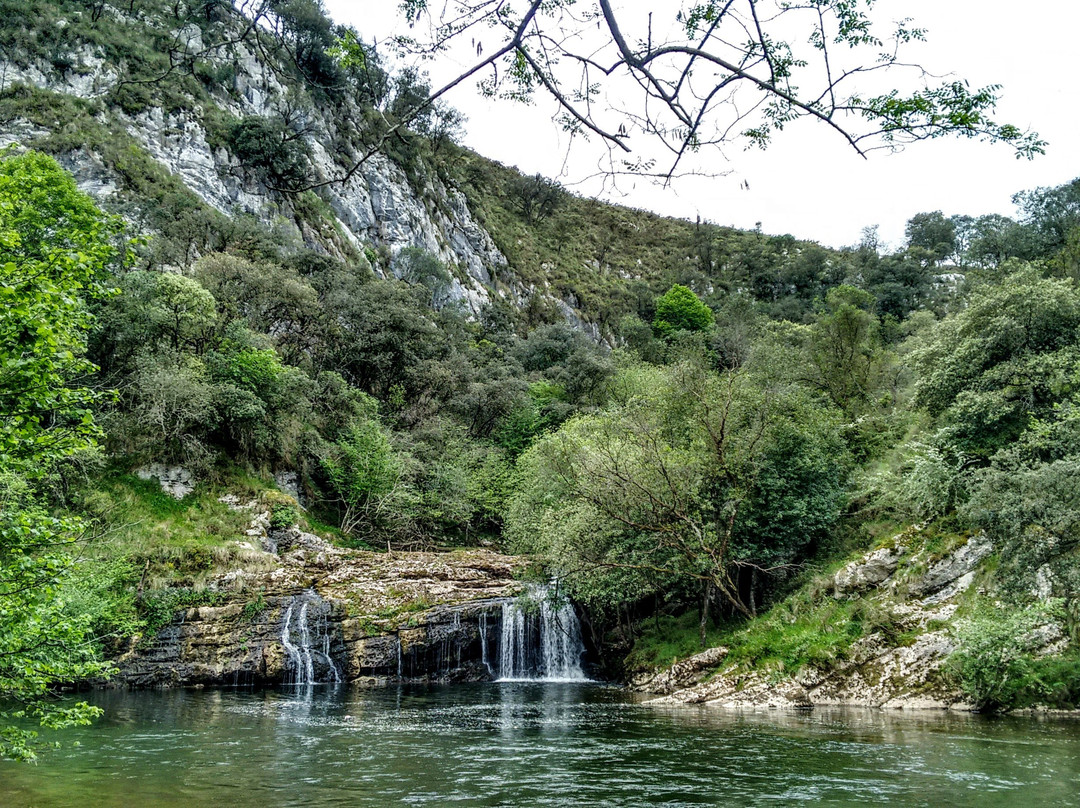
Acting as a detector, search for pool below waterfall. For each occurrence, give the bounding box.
[2,684,1079,807]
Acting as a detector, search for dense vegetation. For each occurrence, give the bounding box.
[3,0,1080,758]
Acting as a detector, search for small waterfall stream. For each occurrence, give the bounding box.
[487,585,588,682]
[281,590,342,685]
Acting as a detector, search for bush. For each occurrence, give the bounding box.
[946,600,1073,711]
[652,284,714,338]
[227,116,311,188]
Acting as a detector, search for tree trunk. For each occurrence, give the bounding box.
[749,568,757,618]
[699,580,714,648]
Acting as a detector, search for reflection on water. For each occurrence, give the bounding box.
[2,684,1079,807]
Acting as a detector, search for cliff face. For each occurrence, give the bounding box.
[112,517,523,687]
[0,12,517,316]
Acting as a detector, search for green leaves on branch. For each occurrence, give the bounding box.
[0,149,121,472]
[507,358,846,618]
[652,284,714,339]
[0,150,121,760]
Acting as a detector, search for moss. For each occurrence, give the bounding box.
[139,587,232,636]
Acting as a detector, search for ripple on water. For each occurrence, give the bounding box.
[2,686,1080,808]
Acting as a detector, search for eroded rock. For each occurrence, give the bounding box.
[834,547,903,594]
[136,464,195,498]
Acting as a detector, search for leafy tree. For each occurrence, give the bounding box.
[1014,178,1080,256]
[904,211,957,265]
[911,266,1080,458]
[652,284,714,338]
[393,246,452,308]
[508,359,845,640]
[226,115,311,189]
[808,285,883,416]
[0,150,119,466]
[505,173,565,225]
[0,151,119,760]
[322,414,402,537]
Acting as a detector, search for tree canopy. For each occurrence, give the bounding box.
[0,150,119,761]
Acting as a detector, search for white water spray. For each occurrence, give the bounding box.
[493,585,588,682]
[281,591,342,685]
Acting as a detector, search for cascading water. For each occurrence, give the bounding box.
[281,590,342,685]
[491,585,588,682]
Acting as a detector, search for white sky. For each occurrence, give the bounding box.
[325,1,1079,250]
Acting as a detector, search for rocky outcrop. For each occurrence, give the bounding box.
[136,464,196,499]
[630,646,729,695]
[111,505,525,686]
[640,532,1006,712]
[833,547,903,594]
[0,28,603,331]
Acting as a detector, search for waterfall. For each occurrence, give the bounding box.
[494,585,588,682]
[479,611,493,677]
[281,590,342,685]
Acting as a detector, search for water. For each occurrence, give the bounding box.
[493,586,588,681]
[281,591,341,685]
[2,685,1079,807]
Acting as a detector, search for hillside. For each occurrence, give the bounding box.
[2,0,1080,760]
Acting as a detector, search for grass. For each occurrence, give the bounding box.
[624,611,727,672]
[77,467,284,591]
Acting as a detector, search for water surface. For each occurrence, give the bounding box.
[2,684,1079,807]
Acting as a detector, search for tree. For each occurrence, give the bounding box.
[508,359,845,641]
[0,150,120,760]
[505,173,565,224]
[905,211,957,265]
[653,284,714,338]
[911,266,1080,458]
[393,246,452,308]
[368,0,1043,185]
[807,285,881,416]
[322,415,404,538]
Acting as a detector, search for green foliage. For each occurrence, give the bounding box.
[0,149,120,468]
[269,503,299,530]
[393,246,451,308]
[652,284,714,338]
[241,590,268,623]
[226,115,311,189]
[0,151,121,761]
[75,472,262,588]
[322,418,401,537]
[905,211,957,264]
[138,587,230,636]
[946,600,1077,711]
[911,267,1080,457]
[508,358,846,618]
[625,611,726,672]
[505,173,565,225]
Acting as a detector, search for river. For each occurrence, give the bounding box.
[2,684,1079,806]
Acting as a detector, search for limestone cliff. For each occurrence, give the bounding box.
[113,521,524,687]
[0,5,599,327]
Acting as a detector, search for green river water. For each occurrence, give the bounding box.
[2,684,1079,807]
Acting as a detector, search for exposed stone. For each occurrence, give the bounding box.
[1034,565,1056,600]
[110,546,525,687]
[274,470,304,509]
[647,531,1000,712]
[833,547,903,594]
[632,646,729,695]
[136,464,195,498]
[909,534,993,597]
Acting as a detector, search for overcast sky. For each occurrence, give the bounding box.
[325,1,1079,250]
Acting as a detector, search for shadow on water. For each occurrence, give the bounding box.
[2,683,1080,807]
